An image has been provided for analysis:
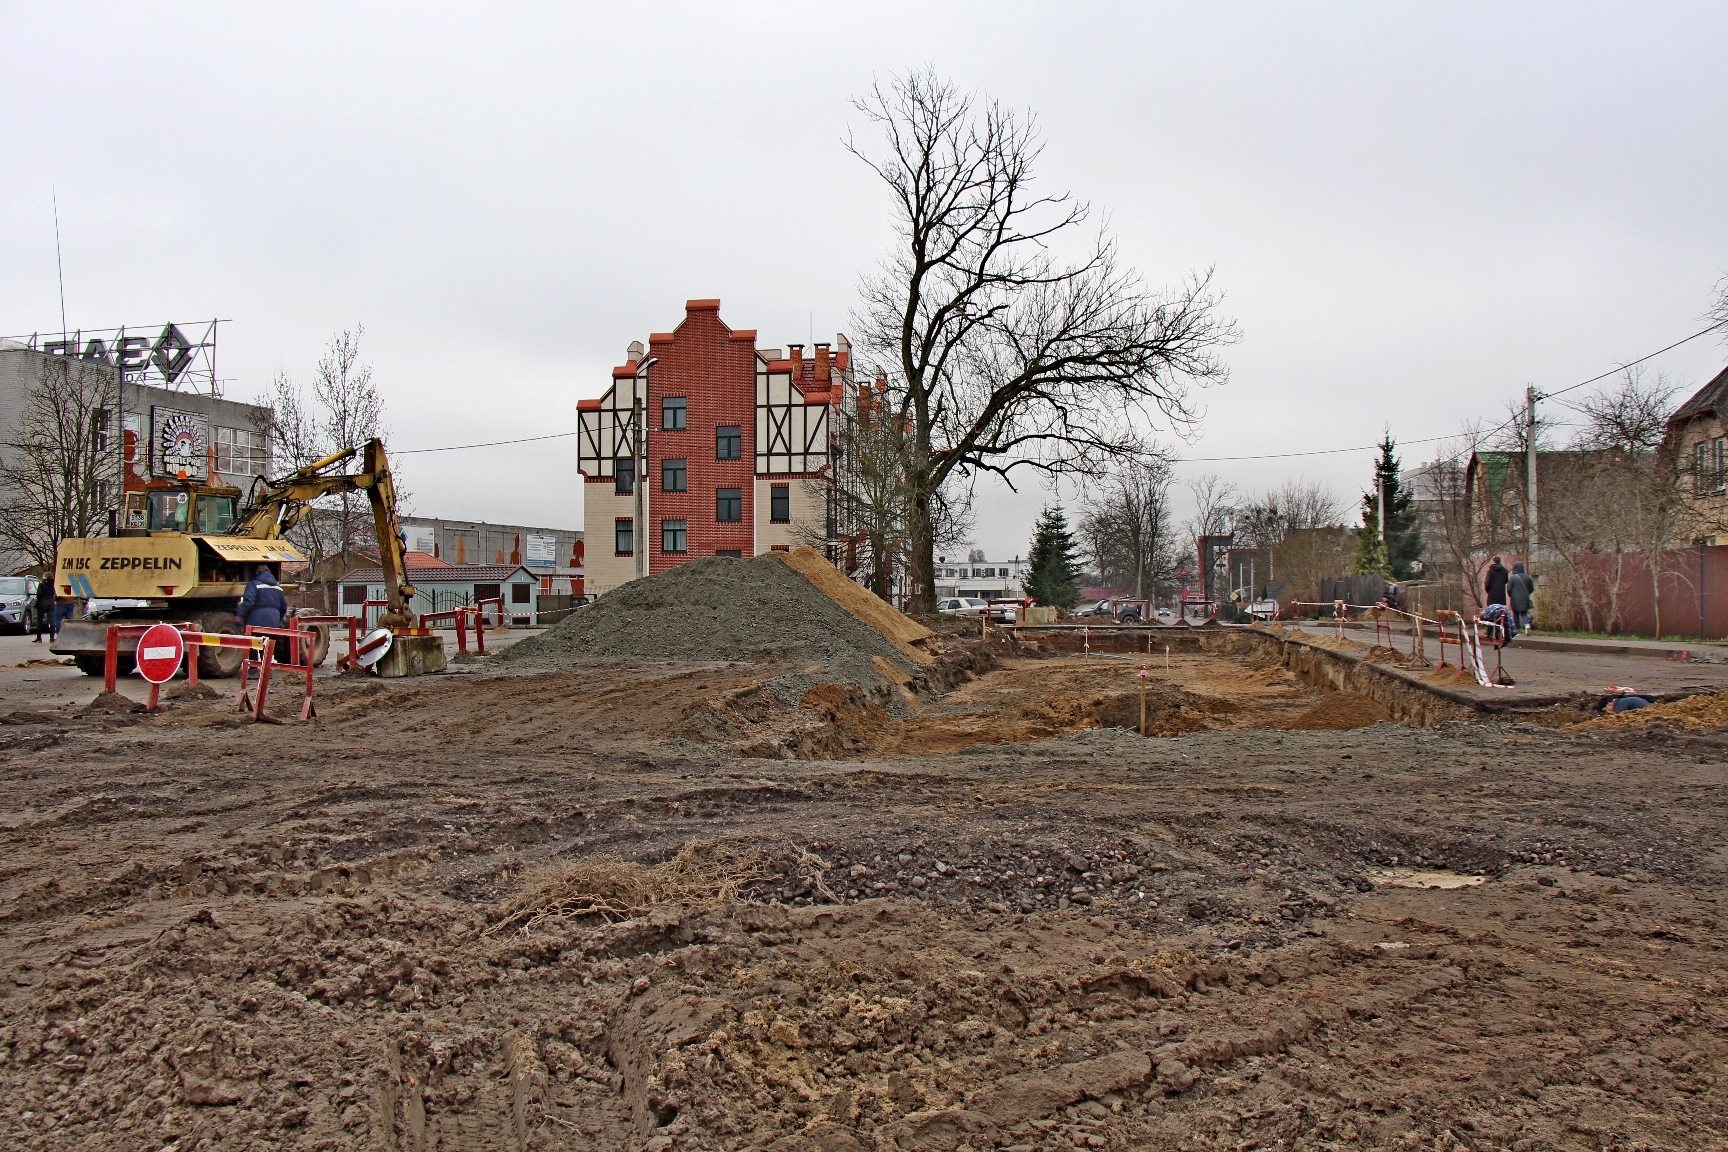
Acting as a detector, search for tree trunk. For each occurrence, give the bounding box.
[1650,552,1663,640]
[908,487,937,615]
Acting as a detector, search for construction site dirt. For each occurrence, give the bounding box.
[2,591,1727,1149]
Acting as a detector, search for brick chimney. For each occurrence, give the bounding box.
[788,344,804,378]
[814,342,830,382]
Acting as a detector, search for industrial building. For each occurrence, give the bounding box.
[338,556,542,625]
[0,327,271,575]
[400,517,584,596]
[577,300,850,596]
[934,552,1029,602]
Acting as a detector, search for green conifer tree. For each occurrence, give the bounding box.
[1025,505,1082,609]
[1350,436,1423,579]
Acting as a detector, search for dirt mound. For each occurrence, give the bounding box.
[1576,690,1728,730]
[500,553,918,690]
[779,546,933,662]
[1284,690,1392,730]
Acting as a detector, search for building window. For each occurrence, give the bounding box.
[662,396,687,431]
[770,484,790,523]
[662,519,688,554]
[615,518,634,555]
[215,426,269,478]
[343,584,365,605]
[614,456,634,495]
[662,458,687,492]
[717,549,742,558]
[716,488,742,522]
[1717,438,1727,494]
[511,583,532,604]
[716,425,741,460]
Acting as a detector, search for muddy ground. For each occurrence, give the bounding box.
[1,641,1726,1151]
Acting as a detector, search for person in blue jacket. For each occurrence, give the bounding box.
[235,566,288,630]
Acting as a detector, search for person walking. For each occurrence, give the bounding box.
[1508,561,1536,634]
[31,575,55,643]
[1484,555,1510,607]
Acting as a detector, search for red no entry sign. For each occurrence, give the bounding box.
[135,623,184,684]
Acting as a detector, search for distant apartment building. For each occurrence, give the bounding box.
[577,300,851,596]
[934,551,1028,601]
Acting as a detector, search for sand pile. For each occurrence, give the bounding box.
[501,552,924,691]
[1284,690,1391,730]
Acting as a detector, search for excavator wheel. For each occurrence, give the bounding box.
[305,623,331,668]
[196,615,246,679]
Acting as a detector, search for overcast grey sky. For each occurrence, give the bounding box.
[4,3,1726,557]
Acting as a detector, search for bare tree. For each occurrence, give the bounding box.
[1233,478,1344,549]
[1709,273,1728,338]
[820,379,972,600]
[250,328,390,579]
[1080,451,1178,598]
[1569,366,1678,452]
[0,356,119,571]
[850,68,1236,611]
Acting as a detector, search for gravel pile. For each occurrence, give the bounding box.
[500,554,914,694]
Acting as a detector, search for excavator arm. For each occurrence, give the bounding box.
[236,438,416,623]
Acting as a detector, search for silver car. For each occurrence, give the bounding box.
[0,576,34,634]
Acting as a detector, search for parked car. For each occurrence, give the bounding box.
[1075,598,1116,619]
[0,576,33,634]
[936,597,989,617]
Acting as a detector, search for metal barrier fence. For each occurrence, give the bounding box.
[1287,599,1508,688]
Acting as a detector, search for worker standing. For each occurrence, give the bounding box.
[236,565,287,630]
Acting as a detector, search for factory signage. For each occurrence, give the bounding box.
[42,322,201,385]
[153,406,210,480]
[524,534,558,568]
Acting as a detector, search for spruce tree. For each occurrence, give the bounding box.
[1350,435,1422,579]
[1025,505,1082,609]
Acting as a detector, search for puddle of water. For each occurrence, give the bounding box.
[1368,867,1486,890]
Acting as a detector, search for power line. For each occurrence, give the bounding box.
[390,321,1727,460]
[1174,320,1726,466]
[394,430,577,455]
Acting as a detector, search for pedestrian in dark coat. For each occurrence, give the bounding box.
[32,576,55,642]
[1508,561,1535,632]
[1484,556,1510,607]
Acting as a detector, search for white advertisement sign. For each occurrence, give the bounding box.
[525,533,558,568]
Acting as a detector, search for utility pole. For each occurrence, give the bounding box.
[1525,384,1540,573]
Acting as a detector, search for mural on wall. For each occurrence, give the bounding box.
[152,407,210,480]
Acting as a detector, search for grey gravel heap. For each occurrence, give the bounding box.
[499,554,913,695]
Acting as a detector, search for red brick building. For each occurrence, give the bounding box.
[577,300,851,595]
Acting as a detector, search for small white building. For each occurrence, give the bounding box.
[339,562,540,626]
[934,551,1029,601]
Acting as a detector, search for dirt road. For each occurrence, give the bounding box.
[1,647,1725,1150]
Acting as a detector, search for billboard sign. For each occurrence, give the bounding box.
[525,534,558,568]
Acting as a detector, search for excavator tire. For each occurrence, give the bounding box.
[196,615,246,679]
[305,624,331,668]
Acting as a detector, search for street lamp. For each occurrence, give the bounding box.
[630,356,658,581]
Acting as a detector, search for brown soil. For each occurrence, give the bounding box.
[4,619,1728,1147]
[1577,690,1728,731]
[1282,691,1392,731]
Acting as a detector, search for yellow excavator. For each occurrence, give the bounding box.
[52,438,434,678]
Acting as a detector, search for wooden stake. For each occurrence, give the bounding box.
[1139,665,1148,736]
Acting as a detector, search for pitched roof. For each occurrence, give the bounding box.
[1669,364,1728,428]
[340,563,533,585]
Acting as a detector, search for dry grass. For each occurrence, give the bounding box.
[487,840,765,936]
[1575,691,1728,731]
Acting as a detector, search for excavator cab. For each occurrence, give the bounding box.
[121,486,241,536]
